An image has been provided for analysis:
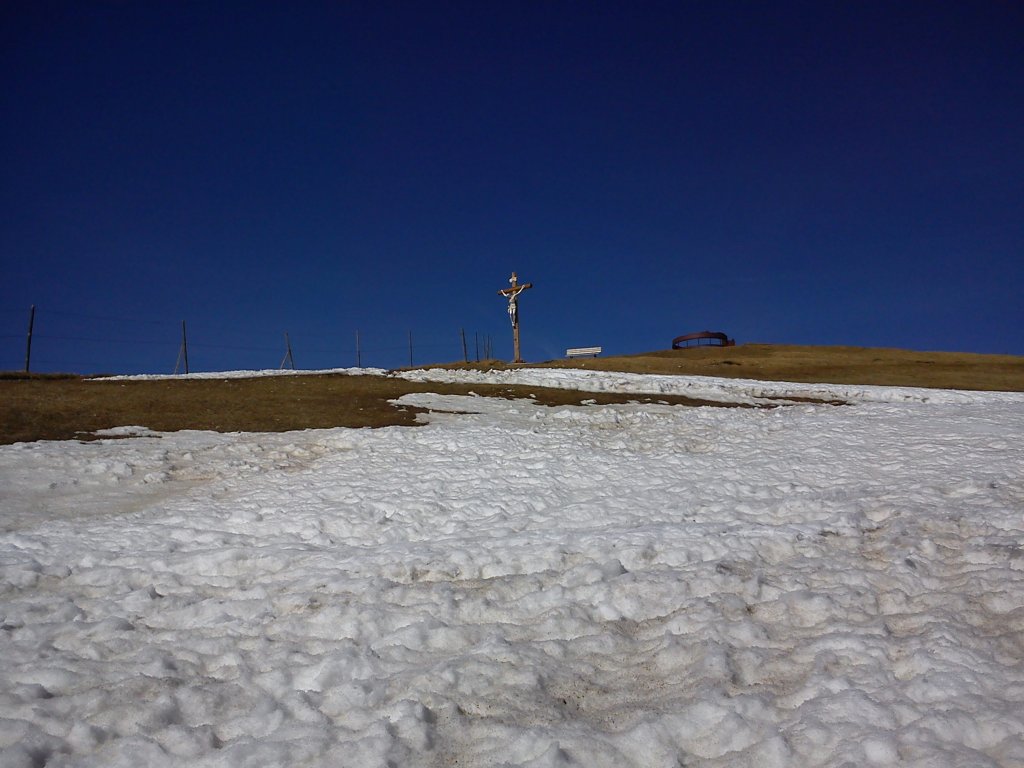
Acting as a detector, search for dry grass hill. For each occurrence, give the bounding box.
[2,344,1022,445]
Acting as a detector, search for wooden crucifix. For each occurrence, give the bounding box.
[498,271,533,363]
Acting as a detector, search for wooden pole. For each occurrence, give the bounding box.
[408,330,413,368]
[475,331,480,362]
[24,305,35,373]
[461,328,468,363]
[355,330,361,368]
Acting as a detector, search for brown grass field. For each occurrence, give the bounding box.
[2,344,1022,445]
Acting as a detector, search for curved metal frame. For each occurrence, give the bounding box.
[672,331,735,349]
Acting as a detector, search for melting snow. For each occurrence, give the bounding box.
[2,369,1024,767]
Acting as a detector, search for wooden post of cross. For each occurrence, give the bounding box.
[498,271,533,363]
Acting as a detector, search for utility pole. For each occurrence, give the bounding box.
[497,272,533,363]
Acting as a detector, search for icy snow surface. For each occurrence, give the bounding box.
[3,369,1024,767]
[99,366,389,382]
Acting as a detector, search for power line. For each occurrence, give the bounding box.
[35,334,173,346]
[35,308,176,326]
[190,342,281,352]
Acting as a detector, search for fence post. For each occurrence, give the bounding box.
[24,305,35,373]
[461,328,468,363]
[355,330,361,368]
[181,321,189,374]
[175,321,190,374]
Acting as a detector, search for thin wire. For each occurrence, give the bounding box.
[34,334,173,346]
[190,342,281,352]
[38,308,175,325]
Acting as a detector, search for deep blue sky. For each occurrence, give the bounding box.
[2,1,1022,373]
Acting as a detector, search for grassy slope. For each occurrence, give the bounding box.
[2,344,1022,445]
[0,373,729,446]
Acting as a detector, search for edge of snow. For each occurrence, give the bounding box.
[393,367,1024,406]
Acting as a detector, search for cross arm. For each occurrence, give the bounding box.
[498,282,533,296]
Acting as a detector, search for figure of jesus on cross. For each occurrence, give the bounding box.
[498,271,533,363]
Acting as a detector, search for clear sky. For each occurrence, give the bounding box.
[2,1,1022,373]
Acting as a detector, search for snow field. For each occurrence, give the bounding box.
[2,371,1024,767]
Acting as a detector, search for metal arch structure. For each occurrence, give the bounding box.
[672,331,735,349]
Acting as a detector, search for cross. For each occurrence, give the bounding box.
[497,271,533,363]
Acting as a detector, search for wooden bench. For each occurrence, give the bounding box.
[566,346,602,358]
